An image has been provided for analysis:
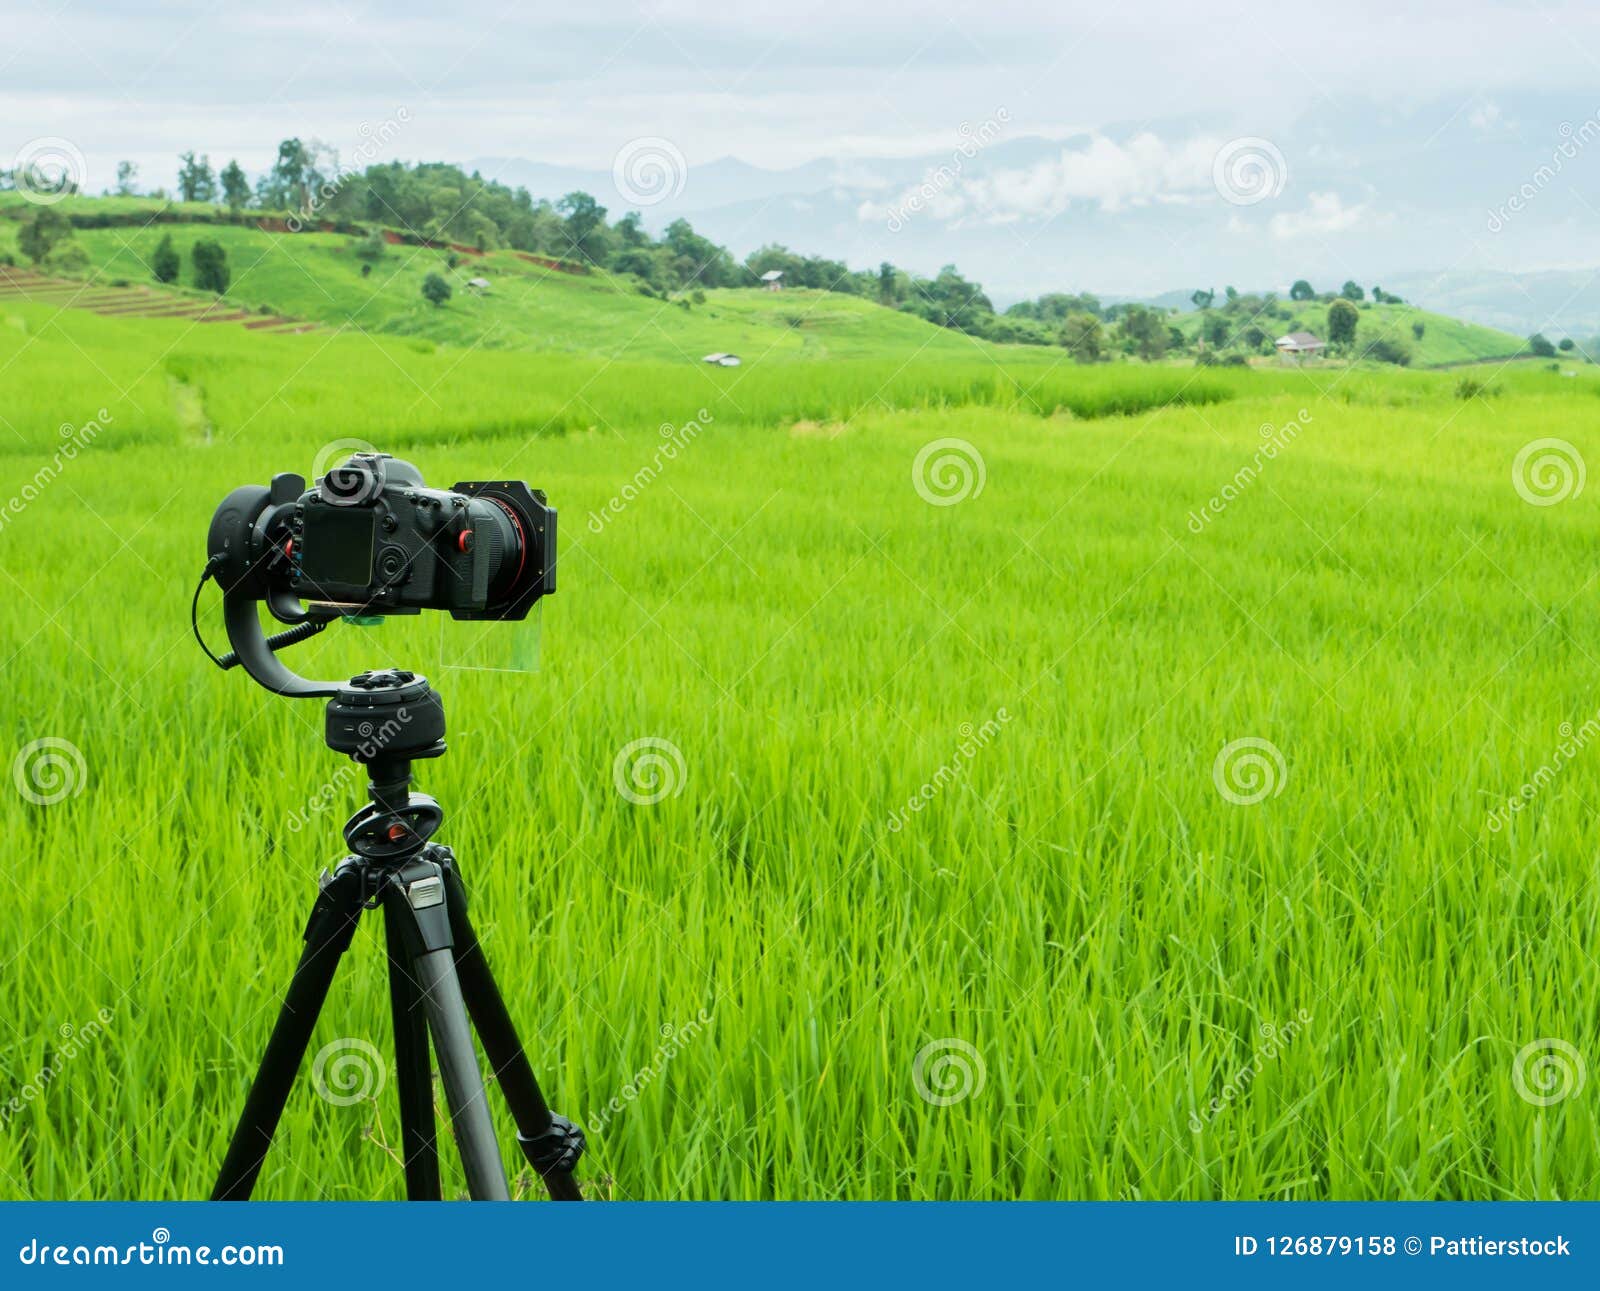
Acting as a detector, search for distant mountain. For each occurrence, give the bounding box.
[472,90,1600,322]
[1385,267,1600,340]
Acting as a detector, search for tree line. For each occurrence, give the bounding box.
[7,144,1580,362]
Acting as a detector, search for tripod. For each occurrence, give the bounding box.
[212,668,584,1201]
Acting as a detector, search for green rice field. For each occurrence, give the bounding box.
[3,296,1599,1201]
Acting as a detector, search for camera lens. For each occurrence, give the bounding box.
[465,496,525,600]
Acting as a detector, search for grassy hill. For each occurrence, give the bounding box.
[1171,296,1527,367]
[0,195,1539,369]
[0,196,1015,364]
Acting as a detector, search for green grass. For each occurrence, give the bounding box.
[1,298,1598,1203]
[0,299,1242,457]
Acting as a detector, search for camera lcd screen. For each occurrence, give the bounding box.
[300,507,376,588]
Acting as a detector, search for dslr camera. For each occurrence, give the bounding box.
[209,452,555,622]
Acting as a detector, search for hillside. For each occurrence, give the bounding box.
[0,196,1015,364]
[0,195,1537,368]
[1169,296,1526,367]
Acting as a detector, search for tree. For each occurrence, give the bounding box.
[1061,312,1104,363]
[257,138,309,210]
[192,238,230,293]
[1559,337,1576,352]
[662,218,734,288]
[115,161,139,197]
[151,233,180,283]
[1529,332,1557,357]
[45,241,90,272]
[17,207,71,264]
[422,272,452,307]
[1340,280,1365,302]
[220,160,250,212]
[1365,335,1413,365]
[1119,305,1169,360]
[613,211,649,249]
[1411,320,1425,341]
[1201,313,1230,347]
[555,191,611,265]
[905,264,995,336]
[177,151,216,203]
[1190,288,1215,310]
[1327,298,1359,347]
[878,261,898,305]
[352,229,387,263]
[1290,279,1315,302]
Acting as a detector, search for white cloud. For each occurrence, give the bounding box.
[856,132,1227,227]
[1267,192,1369,239]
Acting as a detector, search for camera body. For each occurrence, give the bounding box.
[208,453,555,623]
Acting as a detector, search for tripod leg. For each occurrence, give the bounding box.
[212,863,365,1200]
[442,859,584,1201]
[384,864,510,1201]
[385,912,440,1200]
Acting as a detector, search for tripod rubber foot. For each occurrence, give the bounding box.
[518,1114,585,1176]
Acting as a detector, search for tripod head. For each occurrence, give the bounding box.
[328,669,447,862]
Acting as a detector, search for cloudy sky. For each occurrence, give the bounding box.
[9,1,1600,302]
[8,2,1600,177]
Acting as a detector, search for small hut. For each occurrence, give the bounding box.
[1274,331,1325,359]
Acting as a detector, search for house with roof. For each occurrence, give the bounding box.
[1275,331,1325,359]
[759,270,785,291]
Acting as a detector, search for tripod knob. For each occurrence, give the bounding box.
[345,794,444,860]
